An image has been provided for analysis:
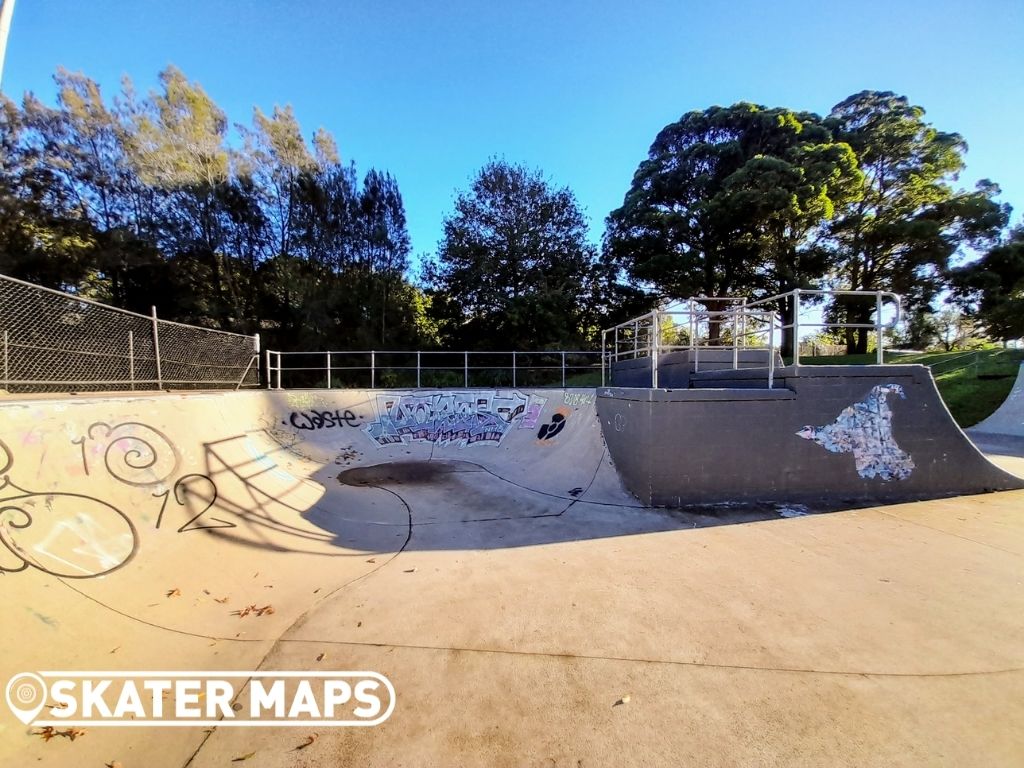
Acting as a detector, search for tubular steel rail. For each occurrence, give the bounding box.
[602,289,902,389]
[0,273,261,393]
[264,349,604,390]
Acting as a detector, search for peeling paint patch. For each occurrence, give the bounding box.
[797,384,915,481]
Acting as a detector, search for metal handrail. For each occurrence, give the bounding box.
[744,289,901,365]
[601,288,904,387]
[264,349,604,390]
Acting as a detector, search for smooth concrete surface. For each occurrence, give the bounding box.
[0,388,1022,767]
[970,363,1024,437]
[599,365,1024,506]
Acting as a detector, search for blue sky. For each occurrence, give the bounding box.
[3,0,1022,270]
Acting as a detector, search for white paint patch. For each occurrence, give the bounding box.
[777,505,809,518]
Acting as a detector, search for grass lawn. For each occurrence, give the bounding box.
[794,348,1024,427]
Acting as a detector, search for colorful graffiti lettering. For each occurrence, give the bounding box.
[364,390,547,448]
[797,383,915,481]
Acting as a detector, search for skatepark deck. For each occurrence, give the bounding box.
[1,385,1023,767]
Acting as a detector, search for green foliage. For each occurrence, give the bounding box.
[0,66,429,352]
[604,102,863,352]
[823,91,1009,352]
[425,159,610,349]
[950,226,1024,342]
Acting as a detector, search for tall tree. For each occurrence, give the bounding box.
[824,91,1009,352]
[126,65,243,325]
[950,226,1024,343]
[604,103,861,352]
[426,160,599,349]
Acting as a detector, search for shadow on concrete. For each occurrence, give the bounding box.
[196,430,883,558]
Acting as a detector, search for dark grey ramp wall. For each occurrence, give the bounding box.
[597,365,1024,506]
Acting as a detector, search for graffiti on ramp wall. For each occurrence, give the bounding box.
[363,391,548,448]
[796,383,915,481]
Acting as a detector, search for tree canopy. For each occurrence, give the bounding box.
[823,91,1008,351]
[0,70,1018,358]
[0,65,430,352]
[951,226,1024,342]
[603,103,863,351]
[425,160,610,350]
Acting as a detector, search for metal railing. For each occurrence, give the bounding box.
[0,273,261,393]
[603,289,902,389]
[744,289,901,366]
[264,349,604,390]
[602,298,781,388]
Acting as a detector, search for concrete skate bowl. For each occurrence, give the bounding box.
[2,376,1023,766]
[0,388,686,650]
[0,373,1018,644]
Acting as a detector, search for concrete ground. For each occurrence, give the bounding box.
[1,390,1022,767]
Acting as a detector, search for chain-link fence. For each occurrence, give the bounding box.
[0,274,260,393]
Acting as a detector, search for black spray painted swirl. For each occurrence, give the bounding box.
[0,486,138,578]
[78,422,181,487]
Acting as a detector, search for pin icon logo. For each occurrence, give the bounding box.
[5,673,48,725]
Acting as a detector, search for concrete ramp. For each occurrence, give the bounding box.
[970,363,1024,436]
[598,365,1024,506]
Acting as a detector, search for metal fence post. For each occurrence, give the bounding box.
[2,330,8,391]
[651,311,660,388]
[512,351,517,388]
[768,312,776,390]
[128,331,135,391]
[151,306,163,389]
[732,308,739,370]
[464,351,468,388]
[370,350,376,389]
[417,351,421,388]
[875,291,884,365]
[600,330,606,387]
[561,351,567,388]
[326,351,332,389]
[791,290,801,367]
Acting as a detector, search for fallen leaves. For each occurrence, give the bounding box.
[403,567,417,573]
[34,726,86,742]
[613,694,631,707]
[315,652,326,662]
[295,733,319,750]
[232,751,257,762]
[232,604,275,618]
[214,596,230,604]
[165,588,181,598]
[105,761,123,768]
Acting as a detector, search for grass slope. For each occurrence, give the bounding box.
[797,349,1024,427]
